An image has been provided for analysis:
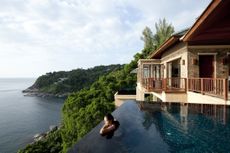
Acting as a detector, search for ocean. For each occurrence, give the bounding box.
[0,78,64,153]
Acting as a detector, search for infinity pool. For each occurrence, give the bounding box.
[69,101,230,153]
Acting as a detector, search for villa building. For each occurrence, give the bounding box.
[136,0,230,105]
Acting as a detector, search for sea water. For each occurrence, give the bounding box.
[0,78,64,153]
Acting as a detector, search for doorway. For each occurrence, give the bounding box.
[199,55,215,93]
[199,55,214,78]
[167,58,181,89]
[228,54,230,92]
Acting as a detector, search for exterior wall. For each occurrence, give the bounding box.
[114,92,136,107]
[160,42,188,78]
[136,84,145,101]
[187,92,230,105]
[164,93,187,102]
[187,46,230,78]
[137,59,161,83]
[152,92,187,103]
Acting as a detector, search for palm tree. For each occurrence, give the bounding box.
[140,19,174,58]
[153,18,175,49]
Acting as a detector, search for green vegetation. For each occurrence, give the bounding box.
[61,62,137,152]
[140,18,174,58]
[18,130,63,153]
[30,65,123,94]
[153,18,175,48]
[18,19,174,153]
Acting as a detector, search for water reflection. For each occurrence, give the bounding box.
[139,102,228,126]
[138,102,230,152]
[180,103,188,130]
[188,103,228,125]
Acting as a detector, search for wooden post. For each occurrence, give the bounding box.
[223,78,228,100]
[201,78,204,94]
[163,78,167,91]
[147,78,150,91]
[187,78,190,91]
[185,78,187,92]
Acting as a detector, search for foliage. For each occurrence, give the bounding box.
[61,65,136,152]
[31,65,123,94]
[141,26,154,57]
[140,18,174,58]
[18,130,63,153]
[153,18,175,49]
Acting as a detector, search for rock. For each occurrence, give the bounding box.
[34,133,40,139]
[22,87,68,98]
[49,125,58,131]
[34,133,47,142]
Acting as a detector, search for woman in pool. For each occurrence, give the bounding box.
[100,113,119,138]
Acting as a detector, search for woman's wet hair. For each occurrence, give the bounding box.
[105,113,114,121]
[101,113,120,139]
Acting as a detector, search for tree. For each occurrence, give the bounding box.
[140,19,174,59]
[141,26,154,58]
[153,18,175,49]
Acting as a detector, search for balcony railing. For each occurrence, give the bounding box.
[142,77,228,100]
[165,78,187,92]
[142,78,187,93]
[142,78,163,92]
[188,78,228,100]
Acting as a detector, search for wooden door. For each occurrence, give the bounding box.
[199,55,214,78]
[199,55,214,92]
[228,55,230,78]
[228,55,230,91]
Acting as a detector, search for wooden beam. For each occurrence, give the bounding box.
[183,0,222,41]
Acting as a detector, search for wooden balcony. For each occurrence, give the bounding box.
[142,77,229,100]
[188,78,228,100]
[142,78,187,93]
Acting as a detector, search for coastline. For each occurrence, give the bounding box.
[0,78,64,153]
[22,88,69,98]
[32,124,61,142]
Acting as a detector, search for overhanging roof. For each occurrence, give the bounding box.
[149,36,180,59]
[182,0,230,45]
[149,0,230,59]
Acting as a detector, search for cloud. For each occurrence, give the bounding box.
[0,0,211,77]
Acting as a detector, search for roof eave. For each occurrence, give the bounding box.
[149,36,180,59]
[182,0,222,42]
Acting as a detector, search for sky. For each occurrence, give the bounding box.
[0,0,211,78]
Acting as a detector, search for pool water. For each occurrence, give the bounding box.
[150,102,230,153]
[69,101,230,153]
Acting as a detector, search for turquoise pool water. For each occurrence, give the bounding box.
[150,102,230,153]
[69,101,230,153]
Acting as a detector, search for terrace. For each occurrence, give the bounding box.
[188,78,228,100]
[139,71,229,101]
[142,77,187,93]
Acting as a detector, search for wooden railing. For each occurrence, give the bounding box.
[142,78,163,92]
[142,77,228,100]
[165,78,187,92]
[142,78,187,93]
[188,78,228,100]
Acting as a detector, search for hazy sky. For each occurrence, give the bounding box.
[0,0,211,78]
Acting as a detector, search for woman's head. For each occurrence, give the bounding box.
[104,113,114,125]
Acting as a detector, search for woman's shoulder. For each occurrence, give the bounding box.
[113,120,120,128]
